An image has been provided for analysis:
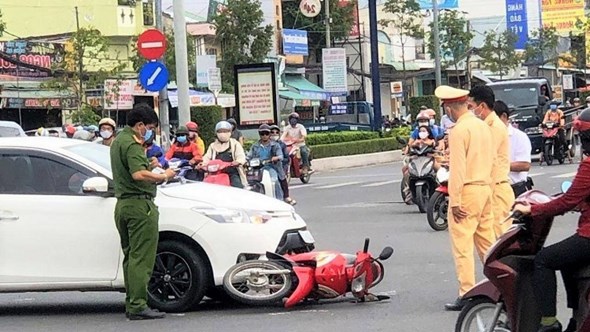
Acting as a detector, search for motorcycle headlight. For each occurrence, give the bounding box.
[249,159,261,167]
[191,207,271,224]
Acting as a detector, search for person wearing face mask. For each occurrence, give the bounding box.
[435,85,496,312]
[201,121,247,188]
[468,85,514,239]
[270,125,296,205]
[144,129,168,169]
[281,112,312,174]
[247,124,284,199]
[543,100,566,156]
[110,103,176,320]
[185,121,205,153]
[97,118,117,146]
[165,126,203,166]
[412,125,437,148]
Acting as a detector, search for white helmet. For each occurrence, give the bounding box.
[215,121,233,132]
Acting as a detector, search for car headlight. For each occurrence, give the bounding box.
[191,207,271,224]
[525,127,543,135]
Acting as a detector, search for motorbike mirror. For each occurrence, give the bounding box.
[561,181,572,193]
[378,247,394,260]
[396,137,407,145]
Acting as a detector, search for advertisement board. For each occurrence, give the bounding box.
[322,48,348,93]
[104,79,136,110]
[417,0,459,10]
[234,63,278,127]
[282,29,309,55]
[338,0,360,37]
[196,55,217,87]
[0,41,65,79]
[541,0,585,35]
[505,0,528,50]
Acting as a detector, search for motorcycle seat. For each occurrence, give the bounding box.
[573,265,590,279]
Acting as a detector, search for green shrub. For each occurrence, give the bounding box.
[243,140,254,151]
[383,126,411,138]
[307,131,380,146]
[311,138,401,159]
[409,95,440,122]
[190,105,223,146]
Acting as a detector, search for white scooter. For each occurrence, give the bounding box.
[245,158,281,199]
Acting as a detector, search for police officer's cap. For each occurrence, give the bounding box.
[435,85,469,103]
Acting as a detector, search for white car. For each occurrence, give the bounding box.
[0,121,26,137]
[0,137,314,312]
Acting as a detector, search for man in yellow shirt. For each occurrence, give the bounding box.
[434,85,496,311]
[468,86,514,238]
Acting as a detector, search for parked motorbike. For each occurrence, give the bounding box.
[284,140,312,184]
[245,158,279,199]
[540,121,565,166]
[426,167,449,231]
[455,185,590,332]
[222,238,393,308]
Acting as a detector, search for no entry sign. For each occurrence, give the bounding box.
[137,29,167,60]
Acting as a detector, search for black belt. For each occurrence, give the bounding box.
[120,194,154,201]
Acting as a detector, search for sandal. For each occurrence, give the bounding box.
[285,197,297,206]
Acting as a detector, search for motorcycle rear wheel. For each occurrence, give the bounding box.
[455,298,510,332]
[223,261,292,306]
[427,191,448,231]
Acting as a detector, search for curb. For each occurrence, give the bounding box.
[312,150,403,172]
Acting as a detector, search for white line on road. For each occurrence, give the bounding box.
[552,172,577,179]
[289,183,319,190]
[361,180,401,187]
[528,172,545,177]
[315,182,361,189]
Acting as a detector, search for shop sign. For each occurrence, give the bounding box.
[0,41,65,78]
[4,97,78,109]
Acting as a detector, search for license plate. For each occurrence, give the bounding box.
[298,230,315,244]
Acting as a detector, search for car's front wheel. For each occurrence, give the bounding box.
[148,240,208,312]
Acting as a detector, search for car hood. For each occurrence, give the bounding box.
[158,182,294,212]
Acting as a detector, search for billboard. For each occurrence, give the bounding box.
[0,41,65,79]
[418,0,459,10]
[541,0,585,35]
[282,29,309,55]
[234,63,278,127]
[505,0,528,50]
[322,48,348,93]
[196,55,217,87]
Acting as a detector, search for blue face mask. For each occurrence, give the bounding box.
[176,135,187,144]
[143,129,153,141]
[550,105,558,111]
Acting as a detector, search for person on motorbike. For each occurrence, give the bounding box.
[543,100,566,154]
[186,121,205,153]
[201,121,247,188]
[281,112,313,174]
[247,124,284,200]
[405,112,444,153]
[227,118,245,146]
[97,118,116,147]
[573,97,582,108]
[144,129,168,169]
[270,125,297,205]
[165,126,203,166]
[513,108,590,332]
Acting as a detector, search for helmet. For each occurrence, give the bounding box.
[227,118,237,127]
[86,125,99,132]
[574,108,590,155]
[186,121,199,132]
[65,125,76,136]
[215,121,233,132]
[288,112,300,120]
[586,96,590,103]
[269,125,280,132]
[36,127,49,136]
[99,118,116,130]
[424,109,436,118]
[176,126,189,135]
[416,112,430,121]
[574,97,581,102]
[258,124,271,133]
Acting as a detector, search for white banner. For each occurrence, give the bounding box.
[104,79,136,110]
[563,74,574,90]
[196,55,217,87]
[322,48,348,93]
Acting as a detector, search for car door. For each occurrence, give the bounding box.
[0,148,120,284]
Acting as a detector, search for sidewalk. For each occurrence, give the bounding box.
[312,150,403,172]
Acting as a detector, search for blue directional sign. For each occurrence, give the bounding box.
[418,0,458,10]
[139,61,169,92]
[505,0,528,50]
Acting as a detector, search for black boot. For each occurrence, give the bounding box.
[444,297,467,311]
[127,308,166,320]
[538,321,562,332]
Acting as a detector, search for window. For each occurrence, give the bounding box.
[415,39,426,60]
[0,127,22,137]
[206,48,218,56]
[143,0,154,26]
[0,153,91,195]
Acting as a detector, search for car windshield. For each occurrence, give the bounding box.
[490,86,539,108]
[0,127,22,137]
[63,143,112,172]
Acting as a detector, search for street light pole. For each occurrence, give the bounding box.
[368,0,382,130]
[325,0,331,48]
[173,0,191,126]
[155,0,170,149]
[432,0,442,88]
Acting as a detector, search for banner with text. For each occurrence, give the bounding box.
[505,0,528,50]
[322,48,348,94]
[0,41,65,79]
[541,0,585,35]
[234,63,278,126]
[104,79,136,110]
[282,29,309,55]
[196,55,217,87]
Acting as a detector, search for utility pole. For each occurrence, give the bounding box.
[325,0,331,48]
[155,0,170,149]
[368,0,382,130]
[432,0,442,88]
[75,6,84,108]
[173,0,191,126]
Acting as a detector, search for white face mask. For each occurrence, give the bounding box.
[100,130,113,139]
[217,132,231,142]
[418,132,429,139]
[270,135,280,141]
[429,119,435,126]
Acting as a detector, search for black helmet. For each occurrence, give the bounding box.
[574,108,590,156]
[288,112,300,120]
[269,125,280,132]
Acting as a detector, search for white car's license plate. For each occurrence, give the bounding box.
[298,230,315,244]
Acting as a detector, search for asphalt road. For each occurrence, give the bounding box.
[0,160,583,331]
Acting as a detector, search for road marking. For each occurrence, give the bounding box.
[552,172,577,179]
[315,181,361,189]
[289,183,319,190]
[528,172,545,177]
[361,180,401,187]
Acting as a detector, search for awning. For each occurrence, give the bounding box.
[279,89,321,107]
[0,89,77,109]
[391,62,421,71]
[284,75,332,100]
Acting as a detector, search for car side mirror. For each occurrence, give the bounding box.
[378,247,394,260]
[82,177,113,197]
[561,181,572,193]
[539,96,547,106]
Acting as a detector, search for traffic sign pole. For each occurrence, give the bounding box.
[173,0,191,126]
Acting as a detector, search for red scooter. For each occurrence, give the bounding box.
[222,238,393,308]
[284,140,312,184]
[455,188,590,332]
[201,159,234,186]
[540,121,566,166]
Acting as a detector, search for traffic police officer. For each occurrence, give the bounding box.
[468,85,515,237]
[435,86,496,311]
[110,103,176,320]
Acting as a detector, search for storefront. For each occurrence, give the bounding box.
[0,89,77,130]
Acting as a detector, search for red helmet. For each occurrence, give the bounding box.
[186,121,199,132]
[65,125,76,136]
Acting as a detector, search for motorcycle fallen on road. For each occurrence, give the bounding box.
[426,167,449,231]
[222,238,393,308]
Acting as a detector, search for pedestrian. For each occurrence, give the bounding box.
[227,118,244,146]
[468,85,514,238]
[494,100,532,198]
[110,103,176,320]
[434,85,496,311]
[97,118,117,147]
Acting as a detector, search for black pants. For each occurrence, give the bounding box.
[279,178,289,199]
[556,128,566,152]
[533,234,590,316]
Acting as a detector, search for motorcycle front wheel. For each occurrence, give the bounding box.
[223,260,293,306]
[415,184,428,213]
[455,298,510,332]
[427,191,448,231]
[544,143,554,166]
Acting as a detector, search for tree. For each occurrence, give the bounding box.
[380,0,424,91]
[130,31,196,85]
[43,27,126,120]
[0,9,6,36]
[212,0,273,91]
[427,10,473,88]
[478,30,520,79]
[281,0,355,63]
[523,27,559,74]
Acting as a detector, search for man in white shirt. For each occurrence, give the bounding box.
[494,101,532,197]
[281,112,312,173]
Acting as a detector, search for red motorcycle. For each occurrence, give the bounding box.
[201,159,234,186]
[222,238,393,308]
[455,188,590,332]
[540,121,565,166]
[426,167,449,231]
[285,140,312,184]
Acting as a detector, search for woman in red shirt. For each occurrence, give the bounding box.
[514,108,590,332]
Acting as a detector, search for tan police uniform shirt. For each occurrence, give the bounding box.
[485,112,511,185]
